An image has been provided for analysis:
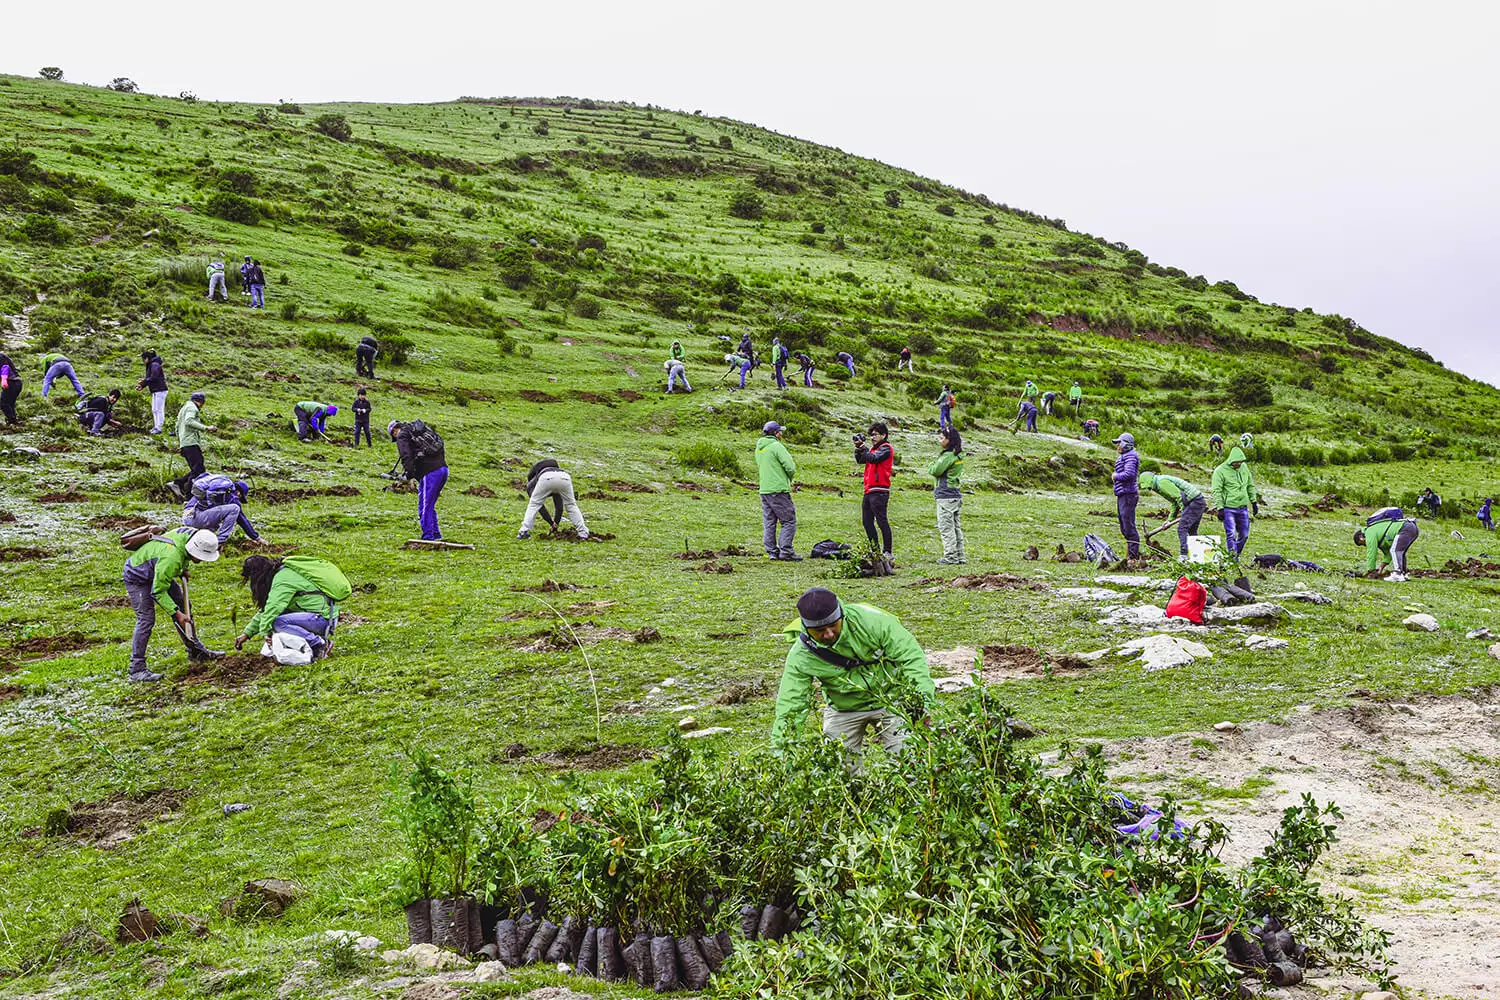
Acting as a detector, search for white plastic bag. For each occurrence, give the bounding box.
[259,631,313,666]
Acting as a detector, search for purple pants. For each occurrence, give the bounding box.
[774,364,786,389]
[843,359,856,376]
[418,465,448,540]
[738,362,751,389]
[1221,507,1251,556]
[939,405,951,431]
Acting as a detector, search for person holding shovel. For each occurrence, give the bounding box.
[294,400,337,442]
[795,351,815,387]
[390,419,449,542]
[1140,471,1206,558]
[1069,380,1083,414]
[1112,432,1142,560]
[121,527,222,682]
[1015,399,1038,433]
[724,352,753,391]
[771,587,935,758]
[518,458,588,540]
[168,392,214,499]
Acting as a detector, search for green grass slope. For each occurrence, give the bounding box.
[0,75,1497,997]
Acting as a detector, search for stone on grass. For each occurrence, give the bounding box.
[1465,627,1492,640]
[1115,634,1212,671]
[1489,643,1500,661]
[1096,574,1152,588]
[1451,530,1465,540]
[676,716,698,731]
[398,942,470,970]
[1212,721,1238,733]
[934,675,976,693]
[1098,604,1167,626]
[681,726,734,739]
[1362,993,1398,1000]
[1403,613,1440,632]
[473,960,510,982]
[1244,634,1289,651]
[220,878,301,920]
[1204,603,1288,625]
[1057,587,1128,601]
[1268,590,1332,605]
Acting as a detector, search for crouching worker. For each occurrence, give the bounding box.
[77,389,121,435]
[771,587,934,763]
[183,473,263,544]
[121,527,222,682]
[1356,509,1419,583]
[294,400,336,442]
[234,555,352,661]
[518,459,588,539]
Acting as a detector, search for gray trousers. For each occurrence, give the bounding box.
[761,492,796,558]
[823,707,908,754]
[126,580,161,674]
[936,496,965,560]
[1392,520,1419,572]
[522,471,588,536]
[184,504,241,543]
[1177,495,1208,556]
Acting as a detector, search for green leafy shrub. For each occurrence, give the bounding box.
[333,302,369,325]
[572,296,604,320]
[1227,370,1274,407]
[204,191,259,225]
[678,441,743,478]
[32,188,72,213]
[280,301,300,322]
[935,202,955,216]
[948,344,980,368]
[313,114,353,142]
[384,333,413,365]
[301,329,347,354]
[883,189,902,208]
[39,67,63,81]
[19,214,69,244]
[729,191,765,220]
[74,270,113,297]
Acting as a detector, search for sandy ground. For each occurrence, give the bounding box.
[1104,692,1500,999]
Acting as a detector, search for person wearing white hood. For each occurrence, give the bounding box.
[663,358,692,393]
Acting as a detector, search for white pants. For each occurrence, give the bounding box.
[151,391,168,432]
[522,471,588,536]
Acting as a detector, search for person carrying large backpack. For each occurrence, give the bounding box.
[233,555,351,660]
[1355,509,1419,582]
[183,473,262,544]
[0,352,20,425]
[390,418,449,541]
[121,527,223,682]
[771,338,790,390]
[137,349,168,434]
[355,336,379,378]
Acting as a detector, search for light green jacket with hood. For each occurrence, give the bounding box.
[755,435,796,494]
[1210,447,1258,509]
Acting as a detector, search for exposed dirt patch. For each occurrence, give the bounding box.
[538,530,615,543]
[1283,493,1352,519]
[793,482,845,496]
[518,389,562,403]
[1106,694,1500,1000]
[0,547,52,563]
[37,492,89,504]
[37,788,189,849]
[708,631,749,640]
[1410,558,1500,581]
[915,573,1048,592]
[462,485,497,498]
[83,595,131,610]
[530,745,656,771]
[579,490,629,502]
[12,632,103,657]
[260,370,301,383]
[573,391,615,406]
[616,389,643,401]
[607,480,657,494]
[977,644,1098,680]
[384,479,417,494]
[716,678,770,704]
[673,481,714,493]
[0,511,15,523]
[686,560,734,574]
[0,685,27,702]
[385,379,436,395]
[89,515,152,531]
[258,485,361,505]
[517,624,659,652]
[37,443,72,453]
[180,654,277,688]
[674,544,750,560]
[511,580,587,593]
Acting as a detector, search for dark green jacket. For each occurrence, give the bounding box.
[1147,474,1203,518]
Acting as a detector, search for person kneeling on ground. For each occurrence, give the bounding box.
[518,459,588,539]
[1139,471,1207,558]
[390,418,449,542]
[294,400,336,442]
[77,389,121,435]
[771,587,935,758]
[1357,511,1419,583]
[183,473,264,545]
[233,555,348,659]
[121,527,222,682]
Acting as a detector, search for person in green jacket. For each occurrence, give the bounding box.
[756,421,800,561]
[669,340,685,362]
[40,352,85,399]
[1354,515,1419,582]
[233,555,346,658]
[1140,471,1207,557]
[121,527,222,681]
[1021,380,1040,403]
[168,391,216,499]
[1210,446,1260,557]
[772,588,935,758]
[295,400,337,441]
[928,427,966,564]
[1069,380,1083,414]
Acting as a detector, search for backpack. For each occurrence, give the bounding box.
[404,419,444,461]
[947,393,956,407]
[1165,577,1207,624]
[1366,507,1404,527]
[1082,533,1119,565]
[810,539,852,560]
[120,526,170,550]
[282,556,353,603]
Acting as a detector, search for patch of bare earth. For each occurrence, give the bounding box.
[181,654,277,688]
[1105,694,1500,999]
[528,745,656,770]
[27,788,189,849]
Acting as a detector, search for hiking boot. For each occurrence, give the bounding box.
[781,553,803,562]
[517,530,531,540]
[149,428,162,435]
[936,557,959,565]
[166,481,185,500]
[188,647,226,662]
[128,667,163,683]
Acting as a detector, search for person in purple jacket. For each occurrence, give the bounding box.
[0,352,21,425]
[1112,431,1141,560]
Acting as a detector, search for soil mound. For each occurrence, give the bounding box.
[36,788,189,849]
[511,580,586,593]
[462,485,497,497]
[12,632,102,657]
[931,573,1047,592]
[530,745,656,771]
[181,654,277,688]
[258,485,360,505]
[0,547,51,563]
[37,492,88,503]
[518,389,561,403]
[674,544,749,560]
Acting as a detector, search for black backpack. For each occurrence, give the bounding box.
[404,419,444,461]
[810,539,852,560]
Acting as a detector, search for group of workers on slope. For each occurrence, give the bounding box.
[1113,431,1263,562]
[205,255,269,308]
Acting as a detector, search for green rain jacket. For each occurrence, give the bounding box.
[41,353,70,373]
[1069,384,1083,401]
[771,602,935,746]
[755,435,796,494]
[669,341,684,361]
[928,450,963,500]
[245,564,339,638]
[1146,474,1203,518]
[122,527,194,611]
[176,400,208,447]
[1364,518,1406,572]
[1211,447,1258,510]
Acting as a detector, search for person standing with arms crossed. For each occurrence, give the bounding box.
[855,422,896,563]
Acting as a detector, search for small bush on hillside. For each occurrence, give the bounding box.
[495,245,533,289]
[301,329,346,354]
[572,296,604,320]
[19,214,69,244]
[533,120,550,136]
[108,78,138,93]
[334,302,369,325]
[314,114,353,141]
[575,233,606,252]
[32,188,72,213]
[718,135,733,149]
[1104,368,1128,389]
[978,233,996,248]
[935,203,955,216]
[39,67,63,81]
[1227,370,1274,407]
[430,233,481,270]
[384,333,413,365]
[678,441,743,478]
[341,242,364,257]
[280,301,300,321]
[75,270,113,297]
[0,176,28,206]
[217,169,257,195]
[728,191,764,220]
[279,103,303,114]
[205,191,259,225]
[908,332,936,355]
[949,344,980,368]
[883,189,902,208]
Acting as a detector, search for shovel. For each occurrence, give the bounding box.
[173,576,223,660]
[1142,517,1179,557]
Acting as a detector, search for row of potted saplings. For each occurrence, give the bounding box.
[406,894,797,991]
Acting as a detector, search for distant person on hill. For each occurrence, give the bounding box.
[1069,380,1083,415]
[352,388,372,447]
[0,352,20,425]
[206,260,228,302]
[837,352,856,377]
[770,587,934,758]
[1140,471,1206,558]
[1112,432,1141,560]
[1355,509,1419,583]
[1239,432,1255,451]
[1480,498,1495,532]
[239,255,253,296]
[1041,390,1057,416]
[168,392,214,499]
[1211,446,1260,557]
[724,352,752,390]
[935,384,954,432]
[234,554,349,660]
[1208,434,1225,457]
[663,358,692,394]
[1081,418,1100,440]
[391,418,450,542]
[183,473,262,544]
[294,400,336,442]
[756,421,800,561]
[928,427,966,565]
[737,332,754,362]
[355,336,379,378]
[1418,487,1441,518]
[137,349,169,434]
[855,422,895,562]
[1016,399,1038,433]
[898,346,914,373]
[669,339,685,362]
[121,527,222,682]
[518,458,588,540]
[40,352,84,400]
[1021,380,1040,405]
[771,337,790,389]
[246,259,266,309]
[77,389,121,436]
[795,351,815,387]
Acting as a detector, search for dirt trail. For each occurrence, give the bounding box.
[1104,694,1500,999]
[1,293,44,350]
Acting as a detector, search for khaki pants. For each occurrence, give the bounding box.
[822,707,907,754]
[936,497,965,561]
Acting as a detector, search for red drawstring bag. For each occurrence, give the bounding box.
[1165,577,1207,624]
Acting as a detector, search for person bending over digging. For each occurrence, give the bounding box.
[182,473,264,545]
[771,587,935,759]
[121,527,222,682]
[1139,471,1207,558]
[390,418,449,542]
[518,459,589,540]
[233,554,349,660]
[77,389,121,436]
[294,400,337,442]
[1356,509,1420,583]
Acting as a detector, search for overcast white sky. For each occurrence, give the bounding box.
[9,0,1497,384]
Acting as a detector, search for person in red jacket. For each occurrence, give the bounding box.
[854,421,895,561]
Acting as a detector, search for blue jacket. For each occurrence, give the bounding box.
[183,473,243,514]
[1113,449,1140,496]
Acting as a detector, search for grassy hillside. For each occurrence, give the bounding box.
[1,74,1498,999]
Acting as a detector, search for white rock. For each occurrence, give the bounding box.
[1489,643,1500,660]
[1268,590,1332,605]
[1096,574,1152,588]
[1466,627,1492,640]
[677,716,698,730]
[934,675,976,693]
[402,942,470,970]
[380,949,405,963]
[1403,613,1440,632]
[1451,530,1465,540]
[1363,992,1398,1000]
[1057,587,1127,601]
[646,686,662,695]
[1115,634,1212,671]
[1212,721,1238,732]
[1204,603,1288,624]
[660,677,677,688]
[355,936,380,954]
[1075,648,1111,661]
[473,961,509,982]
[1244,634,1289,651]
[681,726,734,739]
[1099,604,1166,626]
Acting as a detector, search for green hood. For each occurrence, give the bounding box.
[1226,446,1249,464]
